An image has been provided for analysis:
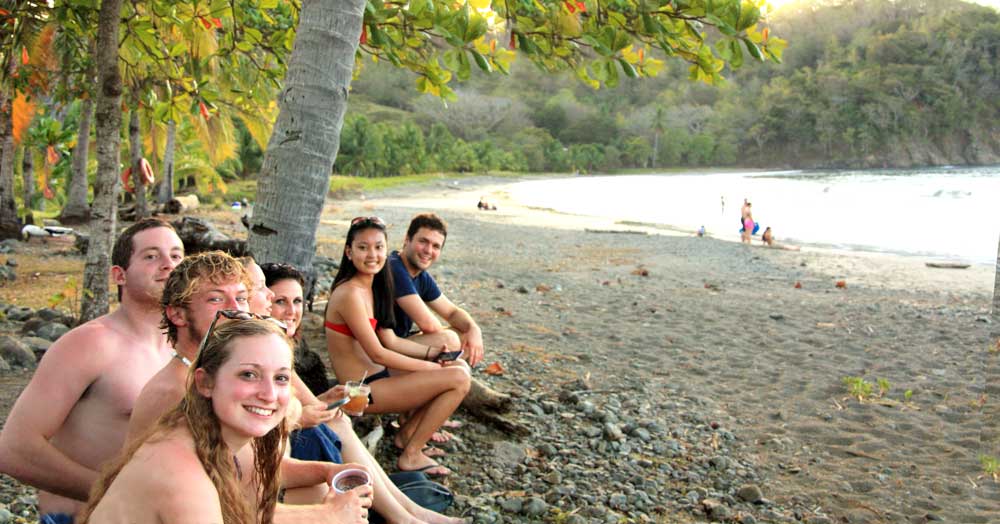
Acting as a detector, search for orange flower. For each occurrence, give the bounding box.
[21,47,28,65]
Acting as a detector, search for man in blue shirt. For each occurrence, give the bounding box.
[382,213,485,367]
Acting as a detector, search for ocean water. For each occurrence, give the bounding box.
[507,166,1000,265]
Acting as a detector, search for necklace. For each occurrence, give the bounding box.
[172,351,192,367]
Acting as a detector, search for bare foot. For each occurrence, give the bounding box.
[397,453,451,477]
[430,430,454,443]
[441,419,464,429]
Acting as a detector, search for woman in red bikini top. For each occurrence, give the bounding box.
[324,216,471,478]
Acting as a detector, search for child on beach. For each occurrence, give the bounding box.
[324,217,471,478]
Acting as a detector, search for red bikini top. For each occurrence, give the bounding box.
[324,318,377,338]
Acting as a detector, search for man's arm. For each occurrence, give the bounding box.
[427,295,484,367]
[0,329,106,501]
[395,294,445,334]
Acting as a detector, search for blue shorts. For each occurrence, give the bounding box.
[41,514,73,524]
[289,424,343,464]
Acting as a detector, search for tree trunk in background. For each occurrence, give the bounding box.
[985,237,999,469]
[158,119,175,204]
[651,131,659,168]
[21,147,34,219]
[79,0,124,322]
[0,57,20,239]
[60,97,93,223]
[248,0,364,289]
[128,108,147,219]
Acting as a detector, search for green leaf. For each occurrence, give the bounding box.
[605,60,620,87]
[457,49,471,80]
[470,49,492,73]
[742,37,763,61]
[260,0,278,8]
[617,58,638,78]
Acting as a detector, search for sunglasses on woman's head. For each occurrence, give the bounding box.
[197,309,288,354]
[351,216,385,227]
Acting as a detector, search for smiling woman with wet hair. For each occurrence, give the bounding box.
[78,319,295,524]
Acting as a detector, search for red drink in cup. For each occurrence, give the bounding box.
[331,468,372,494]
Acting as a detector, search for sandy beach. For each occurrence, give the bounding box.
[323,178,998,522]
[0,175,997,523]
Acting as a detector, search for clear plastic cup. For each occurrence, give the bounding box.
[331,468,372,494]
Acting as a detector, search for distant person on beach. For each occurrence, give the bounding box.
[477,196,496,211]
[721,196,725,215]
[697,225,706,237]
[761,226,773,246]
[0,218,183,520]
[77,320,314,524]
[325,216,471,478]
[741,202,754,245]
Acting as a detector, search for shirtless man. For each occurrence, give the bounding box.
[377,213,484,368]
[0,218,184,521]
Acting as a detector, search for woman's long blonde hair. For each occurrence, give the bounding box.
[79,319,294,524]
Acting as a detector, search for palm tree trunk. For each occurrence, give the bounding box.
[129,108,148,219]
[157,118,175,204]
[79,0,124,322]
[0,54,21,239]
[60,97,93,223]
[21,146,34,215]
[248,0,364,283]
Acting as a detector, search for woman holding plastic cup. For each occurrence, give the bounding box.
[78,319,373,523]
[325,217,470,478]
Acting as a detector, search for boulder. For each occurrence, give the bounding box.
[21,336,52,360]
[36,323,70,342]
[0,336,36,368]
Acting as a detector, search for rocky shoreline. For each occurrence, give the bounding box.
[0,183,997,523]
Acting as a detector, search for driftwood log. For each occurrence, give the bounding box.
[162,194,200,214]
[460,377,530,436]
[171,217,247,256]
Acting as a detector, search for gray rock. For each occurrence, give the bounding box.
[740,515,758,524]
[769,313,785,321]
[522,497,547,516]
[498,498,522,513]
[4,257,15,267]
[0,357,10,372]
[6,306,32,321]
[0,507,12,524]
[0,336,36,368]
[703,498,732,521]
[20,318,46,335]
[804,517,833,524]
[737,483,763,503]
[492,441,527,467]
[631,427,652,441]
[20,336,52,359]
[0,266,14,282]
[36,323,70,342]
[603,423,625,441]
[607,492,628,510]
[35,308,68,322]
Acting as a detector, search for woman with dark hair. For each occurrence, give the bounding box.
[325,217,470,478]
[78,319,360,523]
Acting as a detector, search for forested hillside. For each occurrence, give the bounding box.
[339,0,1000,173]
